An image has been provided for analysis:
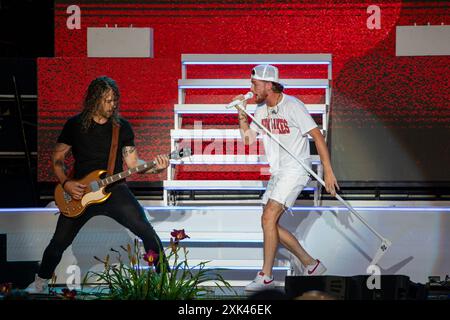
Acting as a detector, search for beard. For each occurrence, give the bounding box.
[254,92,267,104]
[98,108,114,119]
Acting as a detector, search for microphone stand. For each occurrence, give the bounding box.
[233,102,392,267]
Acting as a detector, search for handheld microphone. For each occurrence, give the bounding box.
[225,92,254,109]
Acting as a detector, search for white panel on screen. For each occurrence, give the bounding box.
[87,27,153,58]
[396,25,450,56]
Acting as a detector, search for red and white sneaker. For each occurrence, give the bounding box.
[245,271,275,292]
[303,260,327,276]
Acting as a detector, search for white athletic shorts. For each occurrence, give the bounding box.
[262,172,311,208]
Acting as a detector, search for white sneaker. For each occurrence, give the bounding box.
[302,260,327,276]
[24,275,49,294]
[245,271,275,292]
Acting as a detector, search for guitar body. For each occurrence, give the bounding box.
[54,170,111,218]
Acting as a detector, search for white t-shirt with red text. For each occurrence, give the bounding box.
[250,93,318,175]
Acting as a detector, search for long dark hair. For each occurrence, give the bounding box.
[80,76,120,131]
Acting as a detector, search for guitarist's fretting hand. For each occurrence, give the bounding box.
[64,181,87,200]
[153,154,170,173]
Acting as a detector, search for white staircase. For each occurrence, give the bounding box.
[165,54,332,206]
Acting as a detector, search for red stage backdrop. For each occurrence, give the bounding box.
[38,0,450,182]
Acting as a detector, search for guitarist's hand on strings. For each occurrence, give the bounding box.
[64,180,87,200]
[152,154,170,173]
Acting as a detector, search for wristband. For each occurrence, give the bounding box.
[62,179,70,189]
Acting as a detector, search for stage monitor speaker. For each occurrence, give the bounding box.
[285,275,348,300]
[285,275,420,300]
[350,275,411,300]
[0,262,40,289]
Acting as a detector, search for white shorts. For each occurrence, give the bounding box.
[262,172,311,208]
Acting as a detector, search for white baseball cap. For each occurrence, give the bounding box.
[251,64,281,84]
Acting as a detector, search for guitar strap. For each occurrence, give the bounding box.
[107,121,121,176]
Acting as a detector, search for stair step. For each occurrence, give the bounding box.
[171,129,324,140]
[170,154,321,165]
[164,180,317,191]
[181,53,332,65]
[178,78,329,89]
[174,103,326,114]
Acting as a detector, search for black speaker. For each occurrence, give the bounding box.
[0,261,40,289]
[285,275,348,300]
[285,275,422,300]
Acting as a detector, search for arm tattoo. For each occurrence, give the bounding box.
[122,146,136,158]
[54,143,71,155]
[53,159,64,168]
[239,117,248,125]
[52,143,70,172]
[53,159,66,174]
[55,143,67,150]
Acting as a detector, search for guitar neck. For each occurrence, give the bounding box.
[99,160,156,187]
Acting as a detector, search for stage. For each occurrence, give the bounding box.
[1,200,449,291]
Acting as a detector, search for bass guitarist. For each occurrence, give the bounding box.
[26,76,169,294]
